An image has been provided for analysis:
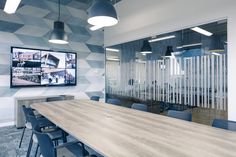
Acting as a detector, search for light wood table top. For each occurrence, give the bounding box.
[31,99,236,157]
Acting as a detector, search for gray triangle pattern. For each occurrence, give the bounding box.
[0,0,105,124]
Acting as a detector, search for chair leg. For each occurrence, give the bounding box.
[62,131,67,143]
[35,144,39,157]
[54,140,58,146]
[81,143,88,156]
[19,126,26,148]
[26,132,33,157]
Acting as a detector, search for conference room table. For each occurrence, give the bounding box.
[31,99,236,157]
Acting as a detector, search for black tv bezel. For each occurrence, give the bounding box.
[10,46,77,88]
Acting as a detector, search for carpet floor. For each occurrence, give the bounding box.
[0,126,103,157]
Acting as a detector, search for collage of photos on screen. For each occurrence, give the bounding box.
[12,48,41,86]
[41,51,76,85]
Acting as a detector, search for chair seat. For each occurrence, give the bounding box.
[46,130,64,140]
[38,117,55,127]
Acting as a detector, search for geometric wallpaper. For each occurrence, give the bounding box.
[0,0,105,126]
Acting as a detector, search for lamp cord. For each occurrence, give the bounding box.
[58,0,61,21]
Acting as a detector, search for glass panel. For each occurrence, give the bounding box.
[105,19,227,125]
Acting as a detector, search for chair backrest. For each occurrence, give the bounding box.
[46,96,64,102]
[167,110,192,121]
[106,98,121,105]
[22,105,35,122]
[212,119,236,131]
[33,125,56,157]
[131,103,148,112]
[27,114,40,130]
[90,96,100,101]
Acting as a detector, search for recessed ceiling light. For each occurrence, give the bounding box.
[149,35,176,43]
[106,48,119,52]
[4,0,21,14]
[177,43,202,49]
[191,27,213,36]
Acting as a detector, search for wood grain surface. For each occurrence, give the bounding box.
[31,99,236,157]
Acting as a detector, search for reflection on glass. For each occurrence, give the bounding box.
[105,20,228,124]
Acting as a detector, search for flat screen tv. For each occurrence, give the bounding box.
[10,47,77,88]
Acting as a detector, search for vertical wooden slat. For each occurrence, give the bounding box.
[196,56,199,107]
[216,55,219,110]
[192,57,195,107]
[190,58,193,106]
[223,54,226,111]
[207,56,210,109]
[184,58,187,105]
[179,58,182,104]
[211,55,215,109]
[162,60,165,101]
[219,55,223,110]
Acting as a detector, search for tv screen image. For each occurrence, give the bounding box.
[12,48,41,67]
[12,67,41,86]
[10,47,77,88]
[41,68,65,85]
[65,69,76,84]
[66,53,76,68]
[41,51,66,68]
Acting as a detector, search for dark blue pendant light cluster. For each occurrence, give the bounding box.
[49,0,119,43]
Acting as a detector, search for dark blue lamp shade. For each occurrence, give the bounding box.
[88,0,118,27]
[141,40,152,54]
[165,46,173,56]
[48,21,68,44]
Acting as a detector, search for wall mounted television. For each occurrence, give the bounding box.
[10,47,77,88]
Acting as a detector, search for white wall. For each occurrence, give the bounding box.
[104,0,236,120]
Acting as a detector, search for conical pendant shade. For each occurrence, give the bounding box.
[165,46,173,56]
[49,21,68,44]
[88,0,118,27]
[140,40,152,54]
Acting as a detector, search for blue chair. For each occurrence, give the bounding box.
[212,119,236,131]
[131,103,148,112]
[19,106,33,148]
[106,98,121,106]
[90,96,100,101]
[19,105,53,149]
[167,110,192,121]
[33,125,89,157]
[27,114,69,157]
[159,101,169,112]
[22,106,65,157]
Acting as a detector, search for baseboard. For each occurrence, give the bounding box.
[0,121,14,128]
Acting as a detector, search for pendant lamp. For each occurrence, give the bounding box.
[88,0,118,27]
[49,0,68,44]
[141,40,152,54]
[165,46,173,56]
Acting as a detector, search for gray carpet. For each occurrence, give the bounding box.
[0,126,103,157]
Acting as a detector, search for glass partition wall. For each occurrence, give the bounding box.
[105,20,227,125]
